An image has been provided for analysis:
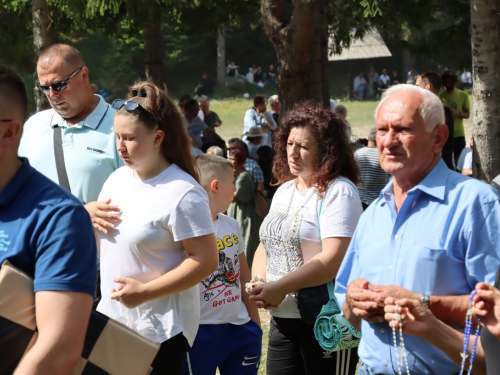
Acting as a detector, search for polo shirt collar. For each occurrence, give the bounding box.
[49,94,109,130]
[381,159,448,203]
[0,158,35,207]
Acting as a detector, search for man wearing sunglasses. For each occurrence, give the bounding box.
[18,44,122,231]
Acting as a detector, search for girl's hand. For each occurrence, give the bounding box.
[473,283,500,337]
[111,277,148,309]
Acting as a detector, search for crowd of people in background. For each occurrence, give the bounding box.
[2,42,500,375]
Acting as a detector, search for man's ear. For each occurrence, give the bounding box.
[209,178,219,193]
[433,123,449,153]
[81,66,90,85]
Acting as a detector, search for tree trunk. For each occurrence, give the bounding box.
[144,2,163,85]
[32,0,52,112]
[308,27,323,103]
[320,26,330,108]
[261,0,322,118]
[470,0,500,182]
[217,27,226,95]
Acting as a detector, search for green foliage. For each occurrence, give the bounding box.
[172,0,261,36]
[359,0,384,17]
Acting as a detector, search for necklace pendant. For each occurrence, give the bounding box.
[460,352,468,360]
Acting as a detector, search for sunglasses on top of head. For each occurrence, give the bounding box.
[38,66,83,94]
[111,99,159,123]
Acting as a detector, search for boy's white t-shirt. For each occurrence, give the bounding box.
[96,164,214,346]
[199,213,250,325]
[259,178,362,318]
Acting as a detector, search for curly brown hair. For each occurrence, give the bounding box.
[115,81,199,182]
[273,100,359,199]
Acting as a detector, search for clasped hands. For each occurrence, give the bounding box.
[247,277,287,310]
[346,277,420,323]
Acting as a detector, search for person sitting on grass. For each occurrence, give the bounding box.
[183,154,262,375]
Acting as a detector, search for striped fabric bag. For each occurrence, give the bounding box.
[0,260,160,375]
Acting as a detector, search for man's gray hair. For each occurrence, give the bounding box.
[268,95,279,105]
[368,127,377,142]
[374,84,445,131]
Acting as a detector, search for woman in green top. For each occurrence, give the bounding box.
[227,141,261,269]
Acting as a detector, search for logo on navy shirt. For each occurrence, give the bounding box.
[0,230,10,252]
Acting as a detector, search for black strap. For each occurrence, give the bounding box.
[53,125,71,192]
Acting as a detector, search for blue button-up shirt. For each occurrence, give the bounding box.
[335,159,500,375]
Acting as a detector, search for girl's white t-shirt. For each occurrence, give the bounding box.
[259,178,362,318]
[96,164,214,345]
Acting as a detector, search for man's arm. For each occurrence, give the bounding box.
[354,283,471,327]
[213,113,222,127]
[15,291,92,375]
[262,111,277,131]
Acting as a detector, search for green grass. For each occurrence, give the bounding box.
[258,323,269,375]
[211,97,473,144]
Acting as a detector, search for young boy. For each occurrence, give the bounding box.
[183,155,262,375]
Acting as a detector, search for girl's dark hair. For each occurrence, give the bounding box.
[273,100,359,199]
[115,81,199,182]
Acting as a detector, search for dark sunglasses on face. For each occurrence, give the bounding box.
[111,99,159,123]
[38,67,83,94]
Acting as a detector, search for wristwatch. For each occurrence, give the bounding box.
[421,294,431,307]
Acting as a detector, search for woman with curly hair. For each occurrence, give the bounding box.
[96,81,218,374]
[249,100,363,375]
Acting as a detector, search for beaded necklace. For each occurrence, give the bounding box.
[392,305,410,375]
[459,291,481,375]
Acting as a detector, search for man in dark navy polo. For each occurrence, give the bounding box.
[0,65,97,374]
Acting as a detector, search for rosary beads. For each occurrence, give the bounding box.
[392,305,411,375]
[459,291,481,375]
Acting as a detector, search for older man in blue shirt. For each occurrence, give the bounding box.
[335,84,500,375]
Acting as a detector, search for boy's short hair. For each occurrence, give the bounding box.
[195,154,233,188]
[0,64,28,122]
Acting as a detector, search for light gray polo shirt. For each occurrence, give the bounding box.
[19,95,122,203]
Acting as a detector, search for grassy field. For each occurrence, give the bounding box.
[210,97,473,144]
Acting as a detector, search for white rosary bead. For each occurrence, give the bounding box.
[392,306,410,375]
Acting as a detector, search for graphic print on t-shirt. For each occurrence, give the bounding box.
[260,202,308,280]
[201,232,241,308]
